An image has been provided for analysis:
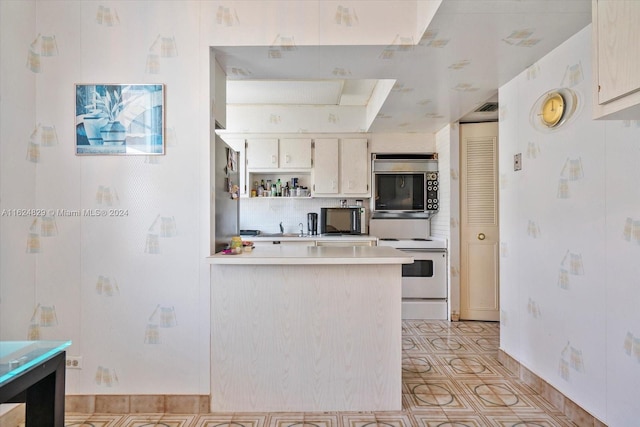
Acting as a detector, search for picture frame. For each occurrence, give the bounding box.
[75,83,165,155]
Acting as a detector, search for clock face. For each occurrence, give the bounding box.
[530,88,579,133]
[541,92,565,127]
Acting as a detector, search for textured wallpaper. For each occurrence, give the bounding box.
[1,1,208,395]
[0,0,433,397]
[499,26,640,425]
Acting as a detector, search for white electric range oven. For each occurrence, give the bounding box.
[376,236,448,320]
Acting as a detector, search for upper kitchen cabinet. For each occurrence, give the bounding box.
[246,138,278,169]
[280,138,312,169]
[246,138,312,171]
[313,138,340,195]
[313,138,370,197]
[592,0,640,119]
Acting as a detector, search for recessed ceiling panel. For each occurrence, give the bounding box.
[339,79,378,106]
[227,80,343,105]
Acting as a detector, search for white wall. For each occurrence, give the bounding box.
[0,0,212,395]
[0,0,38,342]
[499,25,640,426]
[431,123,459,319]
[0,1,438,398]
[227,105,368,133]
[370,132,435,153]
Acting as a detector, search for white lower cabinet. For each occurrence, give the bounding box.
[252,240,315,247]
[316,240,375,247]
[250,238,376,247]
[279,240,315,246]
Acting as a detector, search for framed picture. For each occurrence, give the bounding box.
[75,84,165,155]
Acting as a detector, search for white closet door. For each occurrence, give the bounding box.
[460,122,499,321]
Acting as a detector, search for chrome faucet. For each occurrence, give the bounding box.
[279,222,284,233]
[298,222,304,236]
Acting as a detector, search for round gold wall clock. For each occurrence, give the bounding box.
[540,91,565,127]
[530,88,579,132]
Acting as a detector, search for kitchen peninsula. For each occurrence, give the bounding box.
[207,245,412,412]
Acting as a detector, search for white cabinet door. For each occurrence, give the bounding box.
[280,138,312,169]
[246,138,278,169]
[251,241,275,248]
[596,0,640,104]
[316,240,374,247]
[252,239,315,247]
[279,240,315,246]
[340,138,369,196]
[312,138,339,195]
[593,0,640,119]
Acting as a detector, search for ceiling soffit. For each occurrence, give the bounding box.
[213,0,591,134]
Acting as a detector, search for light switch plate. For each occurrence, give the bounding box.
[514,153,522,171]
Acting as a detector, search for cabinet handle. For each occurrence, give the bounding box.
[271,155,277,164]
[285,155,291,163]
[478,233,486,240]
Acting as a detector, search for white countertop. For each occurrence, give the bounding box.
[208,245,413,265]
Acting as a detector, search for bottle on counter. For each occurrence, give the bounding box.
[276,179,282,196]
[230,236,243,254]
[271,183,277,197]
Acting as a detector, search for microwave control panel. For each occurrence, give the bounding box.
[427,172,439,211]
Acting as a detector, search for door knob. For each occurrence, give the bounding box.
[477,233,486,240]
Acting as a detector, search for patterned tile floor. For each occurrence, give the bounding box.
[59,320,576,427]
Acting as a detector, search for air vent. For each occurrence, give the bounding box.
[474,102,499,113]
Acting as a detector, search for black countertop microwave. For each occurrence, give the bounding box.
[320,207,363,234]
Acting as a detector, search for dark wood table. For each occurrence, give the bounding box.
[0,341,71,427]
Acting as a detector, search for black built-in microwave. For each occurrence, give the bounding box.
[371,154,439,219]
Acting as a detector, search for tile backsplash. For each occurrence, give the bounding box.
[239,197,369,234]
